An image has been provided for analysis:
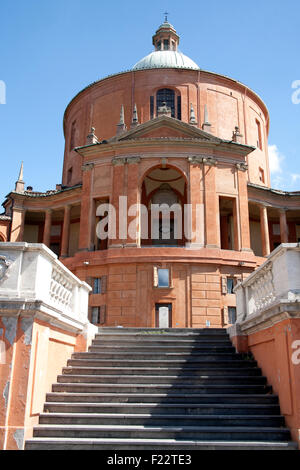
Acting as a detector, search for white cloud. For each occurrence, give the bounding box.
[268,144,284,174]
[291,173,300,183]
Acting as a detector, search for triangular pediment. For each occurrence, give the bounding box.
[110,116,221,143]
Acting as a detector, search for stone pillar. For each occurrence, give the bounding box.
[10,206,26,242]
[109,158,126,248]
[203,158,219,248]
[61,205,71,257]
[260,204,270,257]
[236,163,252,251]
[126,157,140,247]
[279,209,288,243]
[187,157,205,247]
[78,163,94,251]
[43,209,52,247]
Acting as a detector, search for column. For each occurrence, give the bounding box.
[279,209,288,243]
[187,157,205,248]
[126,157,140,247]
[260,204,270,257]
[109,158,126,248]
[10,206,26,242]
[237,164,252,251]
[43,209,52,247]
[61,205,71,257]
[78,163,94,251]
[204,159,219,248]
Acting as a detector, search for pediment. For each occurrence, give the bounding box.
[111,116,221,143]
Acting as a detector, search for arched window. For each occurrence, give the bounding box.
[156,89,175,118]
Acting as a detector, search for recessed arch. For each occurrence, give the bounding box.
[140,164,187,247]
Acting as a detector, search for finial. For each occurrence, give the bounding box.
[119,105,125,125]
[18,161,24,182]
[202,105,212,132]
[86,127,98,145]
[116,105,127,135]
[189,104,197,125]
[164,11,169,22]
[131,104,139,127]
[232,126,243,143]
[15,161,25,193]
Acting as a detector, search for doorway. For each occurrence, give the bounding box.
[155,303,172,328]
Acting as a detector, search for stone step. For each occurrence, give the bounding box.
[97,327,228,335]
[89,345,236,352]
[38,412,286,428]
[93,337,233,345]
[47,392,280,405]
[66,362,261,376]
[51,382,272,394]
[58,373,267,385]
[31,424,292,442]
[94,334,231,341]
[25,437,298,451]
[63,361,261,377]
[25,326,297,451]
[70,354,257,367]
[72,348,248,367]
[43,402,281,416]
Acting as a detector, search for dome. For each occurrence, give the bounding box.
[132,50,200,71]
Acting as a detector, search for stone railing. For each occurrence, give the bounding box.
[234,243,300,332]
[0,242,91,332]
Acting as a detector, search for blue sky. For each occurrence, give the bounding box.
[0,0,299,205]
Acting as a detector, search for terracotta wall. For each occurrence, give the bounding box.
[0,315,89,450]
[63,68,269,188]
[79,261,250,328]
[232,318,300,448]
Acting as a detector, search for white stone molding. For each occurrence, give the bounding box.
[0,243,92,333]
[234,243,300,333]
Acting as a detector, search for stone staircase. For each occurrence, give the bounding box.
[25,327,297,450]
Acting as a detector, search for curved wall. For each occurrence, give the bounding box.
[62,68,270,188]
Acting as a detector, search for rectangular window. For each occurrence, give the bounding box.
[91,305,106,324]
[158,268,170,288]
[163,39,169,50]
[150,96,154,119]
[228,307,236,324]
[93,278,101,294]
[91,307,99,324]
[177,95,181,120]
[227,278,235,294]
[92,276,107,294]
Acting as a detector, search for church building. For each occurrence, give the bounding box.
[1,19,300,329]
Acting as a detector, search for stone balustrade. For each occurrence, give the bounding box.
[0,242,91,331]
[234,242,300,333]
